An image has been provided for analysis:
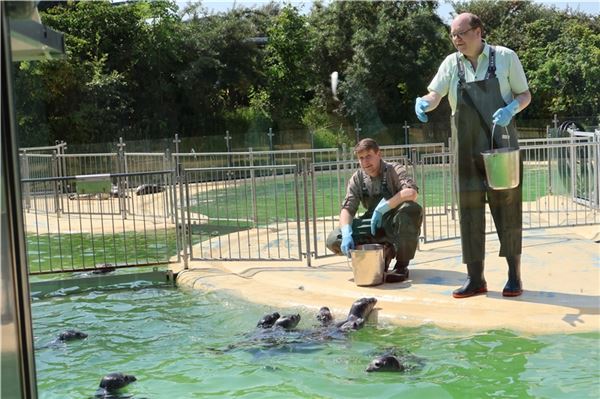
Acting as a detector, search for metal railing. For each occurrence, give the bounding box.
[21,170,178,274]
[181,164,303,261]
[21,138,599,272]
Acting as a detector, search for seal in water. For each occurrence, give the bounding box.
[257,312,280,328]
[365,349,426,373]
[273,314,301,330]
[95,372,136,397]
[335,297,377,331]
[366,355,406,372]
[316,307,333,326]
[57,329,88,342]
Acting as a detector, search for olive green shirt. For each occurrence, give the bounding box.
[428,43,529,114]
[342,160,417,217]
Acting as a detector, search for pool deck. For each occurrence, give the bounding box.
[174,225,600,335]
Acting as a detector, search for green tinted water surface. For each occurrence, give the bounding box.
[32,286,599,399]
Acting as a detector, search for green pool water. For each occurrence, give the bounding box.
[32,284,599,398]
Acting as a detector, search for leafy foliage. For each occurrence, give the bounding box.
[13,0,599,150]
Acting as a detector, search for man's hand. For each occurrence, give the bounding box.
[414,97,430,123]
[370,199,391,236]
[492,99,520,127]
[340,224,354,256]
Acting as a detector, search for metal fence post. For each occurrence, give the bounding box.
[178,167,188,269]
[301,158,312,266]
[116,137,127,218]
[51,150,60,217]
[20,150,31,211]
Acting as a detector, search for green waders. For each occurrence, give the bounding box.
[451,46,523,298]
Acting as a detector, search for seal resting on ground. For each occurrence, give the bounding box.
[257,312,281,329]
[91,264,116,274]
[94,372,136,397]
[135,184,164,196]
[273,314,300,330]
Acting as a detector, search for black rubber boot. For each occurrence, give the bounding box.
[385,259,409,283]
[452,261,487,298]
[502,255,523,297]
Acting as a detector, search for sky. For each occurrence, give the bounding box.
[193,0,600,20]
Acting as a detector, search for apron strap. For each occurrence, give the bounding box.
[485,46,497,80]
[456,52,466,84]
[359,164,389,204]
[456,45,497,83]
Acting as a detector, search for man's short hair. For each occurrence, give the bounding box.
[354,138,379,154]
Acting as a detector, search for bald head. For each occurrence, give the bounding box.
[451,13,484,36]
[450,12,484,58]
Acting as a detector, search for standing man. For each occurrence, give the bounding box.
[326,138,423,283]
[414,13,531,298]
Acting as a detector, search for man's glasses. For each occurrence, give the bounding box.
[450,27,475,40]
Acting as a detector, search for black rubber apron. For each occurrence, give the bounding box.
[451,46,523,264]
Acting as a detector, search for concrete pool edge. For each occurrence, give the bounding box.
[174,225,600,335]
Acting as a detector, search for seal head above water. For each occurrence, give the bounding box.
[94,372,137,397]
[273,314,300,330]
[57,329,88,342]
[257,312,281,329]
[366,355,406,372]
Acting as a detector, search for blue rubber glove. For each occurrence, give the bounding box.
[370,198,391,236]
[414,97,430,123]
[340,224,354,256]
[492,99,520,127]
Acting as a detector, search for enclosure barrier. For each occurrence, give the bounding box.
[21,138,599,271]
[21,170,178,274]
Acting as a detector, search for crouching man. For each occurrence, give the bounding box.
[326,138,423,282]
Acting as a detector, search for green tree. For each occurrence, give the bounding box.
[262,5,311,126]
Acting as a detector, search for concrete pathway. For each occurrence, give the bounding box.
[175,225,600,335]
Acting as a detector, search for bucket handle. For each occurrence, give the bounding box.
[490,123,510,150]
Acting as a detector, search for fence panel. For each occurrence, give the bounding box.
[420,138,599,243]
[22,170,178,275]
[182,165,303,261]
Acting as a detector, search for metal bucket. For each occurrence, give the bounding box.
[481,124,520,190]
[481,147,520,189]
[349,244,385,286]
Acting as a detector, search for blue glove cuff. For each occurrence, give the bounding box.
[506,99,520,116]
[375,199,391,214]
[416,97,429,110]
[341,224,353,236]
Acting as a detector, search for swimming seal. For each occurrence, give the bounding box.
[57,329,88,342]
[273,314,301,330]
[335,297,377,331]
[366,355,406,372]
[257,312,281,328]
[94,372,136,397]
[316,306,333,326]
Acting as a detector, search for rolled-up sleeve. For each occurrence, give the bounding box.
[341,172,361,216]
[391,163,418,193]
